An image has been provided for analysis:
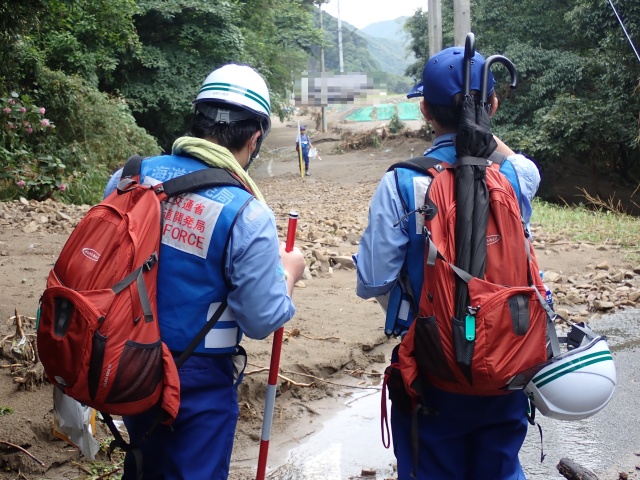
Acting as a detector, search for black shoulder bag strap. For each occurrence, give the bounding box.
[122,154,145,178]
[120,153,246,194]
[388,155,444,175]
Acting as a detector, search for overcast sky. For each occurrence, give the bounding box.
[322,0,426,30]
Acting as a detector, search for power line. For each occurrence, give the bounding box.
[607,0,640,63]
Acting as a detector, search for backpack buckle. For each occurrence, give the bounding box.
[144,253,158,271]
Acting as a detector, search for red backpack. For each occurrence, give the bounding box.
[393,155,552,399]
[37,155,245,424]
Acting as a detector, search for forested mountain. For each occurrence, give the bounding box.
[308,14,381,73]
[360,17,411,41]
[308,11,413,94]
[359,17,415,77]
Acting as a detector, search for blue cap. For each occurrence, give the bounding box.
[407,47,495,106]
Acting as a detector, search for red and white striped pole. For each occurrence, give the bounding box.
[256,211,298,480]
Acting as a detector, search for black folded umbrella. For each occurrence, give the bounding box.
[452,34,518,384]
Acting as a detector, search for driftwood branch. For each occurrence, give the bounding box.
[0,440,46,467]
[285,328,341,341]
[246,362,379,390]
[244,366,313,387]
[95,467,122,479]
[70,460,93,475]
[278,373,314,387]
[345,369,384,377]
[557,458,599,480]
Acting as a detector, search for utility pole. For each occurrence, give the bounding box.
[337,0,344,73]
[319,5,327,132]
[428,0,442,57]
[453,0,471,47]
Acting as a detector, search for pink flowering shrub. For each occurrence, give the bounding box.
[0,91,65,200]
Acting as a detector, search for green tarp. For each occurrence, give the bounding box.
[344,102,420,122]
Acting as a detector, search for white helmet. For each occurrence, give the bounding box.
[194,63,271,135]
[522,323,616,421]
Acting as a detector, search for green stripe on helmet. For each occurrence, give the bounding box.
[534,350,610,384]
[533,350,611,384]
[198,82,270,115]
[533,352,613,389]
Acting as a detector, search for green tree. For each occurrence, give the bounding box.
[239,0,323,119]
[0,0,159,203]
[404,0,640,192]
[105,0,243,151]
[0,0,330,201]
[36,0,140,86]
[404,2,454,79]
[105,0,321,150]
[0,0,45,88]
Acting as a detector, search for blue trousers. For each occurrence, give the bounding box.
[122,355,240,480]
[391,385,529,480]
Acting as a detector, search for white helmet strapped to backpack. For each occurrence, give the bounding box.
[523,322,616,421]
[194,64,271,160]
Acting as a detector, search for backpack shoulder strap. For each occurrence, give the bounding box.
[388,156,446,175]
[161,168,245,197]
[488,151,507,166]
[121,155,246,197]
[388,156,447,215]
[121,154,146,178]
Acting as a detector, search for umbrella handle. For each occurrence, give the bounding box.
[463,32,476,96]
[481,55,518,105]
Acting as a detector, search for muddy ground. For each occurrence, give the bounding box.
[1,110,639,479]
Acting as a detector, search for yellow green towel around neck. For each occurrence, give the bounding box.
[172,136,265,203]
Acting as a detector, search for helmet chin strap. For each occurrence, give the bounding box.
[245,126,265,171]
[245,150,254,171]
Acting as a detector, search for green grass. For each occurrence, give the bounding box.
[531,198,640,250]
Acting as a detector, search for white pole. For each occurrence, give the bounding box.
[428,0,442,57]
[337,0,344,73]
[454,0,471,47]
[320,5,327,132]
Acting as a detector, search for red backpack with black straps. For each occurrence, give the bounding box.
[37,155,245,424]
[392,155,552,399]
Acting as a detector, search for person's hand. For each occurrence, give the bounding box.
[279,242,305,294]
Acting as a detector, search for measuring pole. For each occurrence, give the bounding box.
[256,211,298,480]
[296,121,304,178]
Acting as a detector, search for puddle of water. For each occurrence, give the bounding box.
[521,310,640,478]
[259,310,640,479]
[267,390,396,480]
[521,414,608,478]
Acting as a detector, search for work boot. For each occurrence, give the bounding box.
[305,166,310,176]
